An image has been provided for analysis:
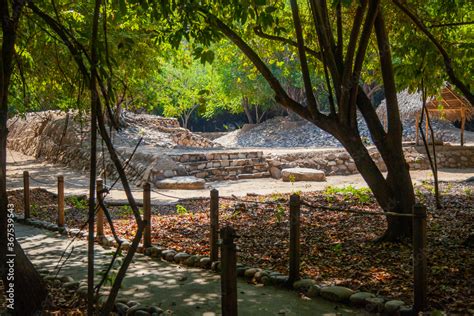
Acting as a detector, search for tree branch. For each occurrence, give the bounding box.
[290,0,319,118]
[392,0,474,104]
[253,26,321,59]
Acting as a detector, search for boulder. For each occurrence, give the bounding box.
[155,176,205,190]
[244,268,258,278]
[365,297,385,313]
[281,168,326,182]
[292,279,316,291]
[349,292,375,306]
[320,286,355,302]
[269,166,282,179]
[307,285,321,298]
[199,257,212,269]
[162,250,177,261]
[174,252,190,263]
[115,302,129,314]
[384,300,406,314]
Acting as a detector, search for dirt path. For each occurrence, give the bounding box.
[7,149,474,205]
[16,223,359,315]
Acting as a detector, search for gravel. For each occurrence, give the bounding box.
[214,115,469,148]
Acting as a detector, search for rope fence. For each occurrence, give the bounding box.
[15,171,428,314]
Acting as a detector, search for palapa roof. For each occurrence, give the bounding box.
[377,84,473,122]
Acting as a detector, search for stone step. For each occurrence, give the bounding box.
[170,151,264,163]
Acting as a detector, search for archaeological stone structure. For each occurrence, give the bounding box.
[7,111,474,189]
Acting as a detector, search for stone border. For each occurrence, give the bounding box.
[18,217,414,315]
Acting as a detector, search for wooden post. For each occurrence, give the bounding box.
[288,194,301,284]
[210,189,219,262]
[96,179,104,238]
[143,182,152,248]
[220,226,238,316]
[413,204,428,313]
[57,175,65,227]
[415,113,420,145]
[23,171,30,220]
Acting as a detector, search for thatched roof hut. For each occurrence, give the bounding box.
[377,84,473,145]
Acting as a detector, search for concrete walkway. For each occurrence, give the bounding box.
[7,149,474,205]
[16,223,359,315]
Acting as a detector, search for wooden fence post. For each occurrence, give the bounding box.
[57,175,65,227]
[96,179,104,238]
[210,189,219,262]
[143,182,152,248]
[413,204,427,313]
[23,171,30,220]
[220,226,238,316]
[288,193,301,285]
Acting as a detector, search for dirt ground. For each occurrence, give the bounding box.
[7,149,474,204]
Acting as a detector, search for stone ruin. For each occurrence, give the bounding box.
[7,111,474,189]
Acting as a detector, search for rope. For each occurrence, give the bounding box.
[219,195,286,206]
[300,200,414,217]
[29,174,56,186]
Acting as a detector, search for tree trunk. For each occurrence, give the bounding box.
[1,1,48,313]
[242,97,254,124]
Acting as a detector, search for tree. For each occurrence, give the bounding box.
[1,0,48,314]
[148,0,473,241]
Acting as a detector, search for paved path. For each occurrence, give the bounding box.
[7,149,474,205]
[16,223,359,315]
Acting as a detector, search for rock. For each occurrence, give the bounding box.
[174,252,190,263]
[384,300,406,314]
[120,241,131,251]
[244,268,258,278]
[307,285,321,298]
[135,311,151,316]
[270,275,288,286]
[269,166,282,179]
[211,261,221,272]
[320,286,355,302]
[60,276,74,283]
[149,246,163,258]
[254,271,268,282]
[281,168,326,182]
[63,281,80,290]
[155,176,205,190]
[128,301,140,307]
[293,279,316,291]
[199,257,211,269]
[115,302,129,314]
[184,255,200,266]
[162,250,177,261]
[349,292,375,306]
[365,297,385,313]
[76,286,88,297]
[237,266,248,277]
[126,304,146,316]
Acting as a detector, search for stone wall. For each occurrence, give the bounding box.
[266,145,474,178]
[169,151,269,181]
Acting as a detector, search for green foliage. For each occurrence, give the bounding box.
[30,203,41,217]
[176,204,190,216]
[324,185,372,203]
[274,204,286,223]
[66,196,88,210]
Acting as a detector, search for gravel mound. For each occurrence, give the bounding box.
[215,115,468,148]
